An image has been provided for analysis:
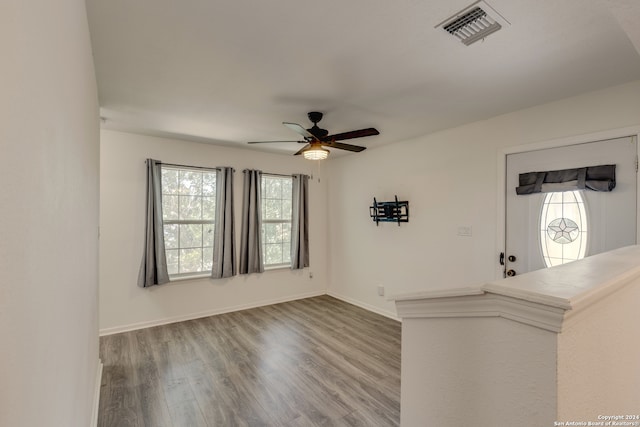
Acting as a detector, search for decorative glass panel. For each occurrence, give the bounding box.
[539,190,588,268]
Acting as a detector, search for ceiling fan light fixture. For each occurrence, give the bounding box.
[303,145,329,160]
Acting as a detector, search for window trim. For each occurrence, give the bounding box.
[160,164,218,280]
[261,173,293,269]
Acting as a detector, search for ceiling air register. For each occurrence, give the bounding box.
[437,1,509,46]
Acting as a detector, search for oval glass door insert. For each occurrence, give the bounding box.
[539,190,588,268]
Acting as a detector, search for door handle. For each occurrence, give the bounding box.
[499,252,505,266]
[506,269,516,277]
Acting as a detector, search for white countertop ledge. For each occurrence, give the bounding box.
[391,245,640,332]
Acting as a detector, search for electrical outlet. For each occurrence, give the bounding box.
[377,285,385,296]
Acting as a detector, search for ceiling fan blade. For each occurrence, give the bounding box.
[294,144,311,156]
[325,127,379,141]
[323,141,367,152]
[247,140,303,144]
[283,122,318,141]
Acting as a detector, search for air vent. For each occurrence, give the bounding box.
[436,1,509,46]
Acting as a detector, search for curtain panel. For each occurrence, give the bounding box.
[138,159,170,287]
[239,169,264,274]
[291,174,309,270]
[211,167,237,279]
[516,164,616,195]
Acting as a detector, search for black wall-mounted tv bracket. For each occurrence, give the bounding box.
[370,196,409,226]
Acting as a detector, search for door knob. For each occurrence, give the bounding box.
[508,255,517,262]
[506,269,516,277]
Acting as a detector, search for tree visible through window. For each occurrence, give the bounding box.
[161,166,216,277]
[261,175,292,267]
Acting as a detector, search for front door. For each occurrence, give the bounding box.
[504,136,637,277]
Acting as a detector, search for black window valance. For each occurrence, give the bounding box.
[516,164,616,195]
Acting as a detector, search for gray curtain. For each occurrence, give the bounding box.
[516,164,616,195]
[138,159,170,287]
[291,174,309,270]
[239,169,264,274]
[211,167,236,279]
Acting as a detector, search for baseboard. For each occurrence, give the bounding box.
[99,290,325,336]
[91,359,103,427]
[327,291,401,322]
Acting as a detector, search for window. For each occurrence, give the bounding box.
[539,190,588,268]
[161,166,216,278]
[261,175,293,268]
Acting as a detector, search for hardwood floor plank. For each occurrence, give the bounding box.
[98,296,400,426]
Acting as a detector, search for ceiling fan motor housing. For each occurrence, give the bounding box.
[307,111,323,123]
[306,112,329,139]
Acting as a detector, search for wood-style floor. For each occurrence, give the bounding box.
[98,295,401,426]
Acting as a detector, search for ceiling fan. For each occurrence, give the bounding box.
[248,112,379,160]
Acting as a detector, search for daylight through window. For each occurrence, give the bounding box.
[261,175,293,268]
[539,190,588,268]
[161,166,217,278]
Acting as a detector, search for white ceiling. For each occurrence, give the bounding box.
[86,0,640,156]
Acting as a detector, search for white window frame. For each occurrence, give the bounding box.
[261,174,293,269]
[160,165,217,280]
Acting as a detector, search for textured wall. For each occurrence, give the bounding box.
[558,280,640,418]
[401,316,557,426]
[0,0,100,425]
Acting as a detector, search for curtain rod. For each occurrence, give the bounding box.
[155,161,234,172]
[244,169,311,179]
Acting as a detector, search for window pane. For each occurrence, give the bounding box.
[265,243,283,265]
[203,172,216,196]
[264,223,279,243]
[166,249,179,275]
[179,171,203,195]
[282,223,291,243]
[203,247,213,271]
[203,224,214,248]
[180,224,203,249]
[264,199,282,220]
[164,224,179,249]
[282,179,292,199]
[282,244,291,264]
[162,195,179,221]
[179,248,203,273]
[161,168,179,194]
[179,195,202,220]
[202,197,216,220]
[265,178,281,198]
[282,199,292,220]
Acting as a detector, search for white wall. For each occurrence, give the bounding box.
[327,80,640,318]
[99,130,328,333]
[557,275,640,419]
[401,316,557,426]
[0,1,100,426]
